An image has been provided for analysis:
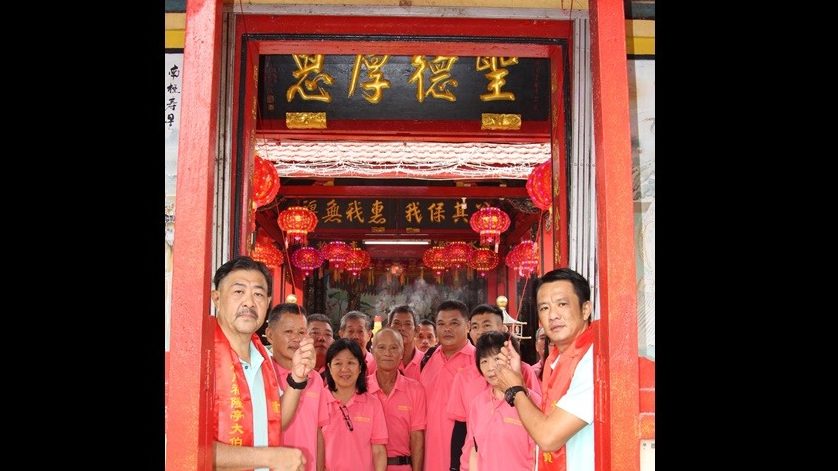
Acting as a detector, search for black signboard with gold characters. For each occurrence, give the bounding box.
[258,54,550,122]
[278,199,500,231]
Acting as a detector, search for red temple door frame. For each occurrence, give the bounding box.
[590,1,641,470]
[166,3,640,470]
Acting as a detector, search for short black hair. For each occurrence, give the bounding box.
[468,303,504,322]
[268,303,307,324]
[435,300,469,320]
[323,338,368,393]
[418,319,436,333]
[213,256,273,297]
[474,331,520,373]
[536,268,591,304]
[387,305,418,327]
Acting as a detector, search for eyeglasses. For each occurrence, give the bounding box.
[339,404,353,431]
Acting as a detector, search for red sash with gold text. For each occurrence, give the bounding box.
[214,323,283,451]
[538,321,596,471]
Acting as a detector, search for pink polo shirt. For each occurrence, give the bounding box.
[367,373,427,471]
[365,350,378,375]
[318,390,388,471]
[447,360,543,471]
[419,342,475,471]
[466,385,542,471]
[399,348,424,381]
[272,361,324,471]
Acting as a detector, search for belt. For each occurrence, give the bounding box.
[387,456,412,465]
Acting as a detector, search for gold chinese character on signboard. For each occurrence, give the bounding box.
[230,437,243,446]
[427,202,445,223]
[346,200,365,223]
[286,54,334,103]
[231,409,244,421]
[452,199,469,223]
[409,56,459,102]
[230,397,243,409]
[348,55,391,104]
[323,199,343,223]
[230,383,240,395]
[230,423,245,435]
[476,56,518,101]
[303,200,318,213]
[405,202,423,223]
[369,200,387,224]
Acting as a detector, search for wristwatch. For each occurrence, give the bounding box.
[504,386,528,407]
[286,373,309,390]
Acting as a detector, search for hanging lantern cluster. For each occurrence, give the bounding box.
[467,247,499,277]
[469,206,511,251]
[277,206,318,246]
[344,247,371,277]
[505,240,539,277]
[252,155,281,208]
[291,246,324,277]
[250,229,284,269]
[526,160,552,211]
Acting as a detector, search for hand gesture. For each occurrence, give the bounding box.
[290,335,315,382]
[494,340,524,392]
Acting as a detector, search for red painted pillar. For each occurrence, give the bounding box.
[589,1,641,470]
[486,269,498,305]
[166,1,223,470]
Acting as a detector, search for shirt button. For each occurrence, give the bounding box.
[244,365,249,369]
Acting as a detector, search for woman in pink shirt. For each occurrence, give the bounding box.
[467,332,541,471]
[317,338,388,471]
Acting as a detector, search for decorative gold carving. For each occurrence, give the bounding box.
[481,113,521,130]
[286,112,327,129]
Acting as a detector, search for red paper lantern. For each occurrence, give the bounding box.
[505,240,539,277]
[526,160,552,211]
[422,246,448,275]
[320,241,352,270]
[252,155,280,208]
[277,206,318,246]
[291,246,324,277]
[250,230,284,269]
[468,247,499,277]
[444,241,473,269]
[469,206,511,251]
[344,247,371,276]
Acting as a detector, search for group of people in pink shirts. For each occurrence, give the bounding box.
[211,256,595,471]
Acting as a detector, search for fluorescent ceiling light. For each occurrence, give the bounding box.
[363,239,430,246]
